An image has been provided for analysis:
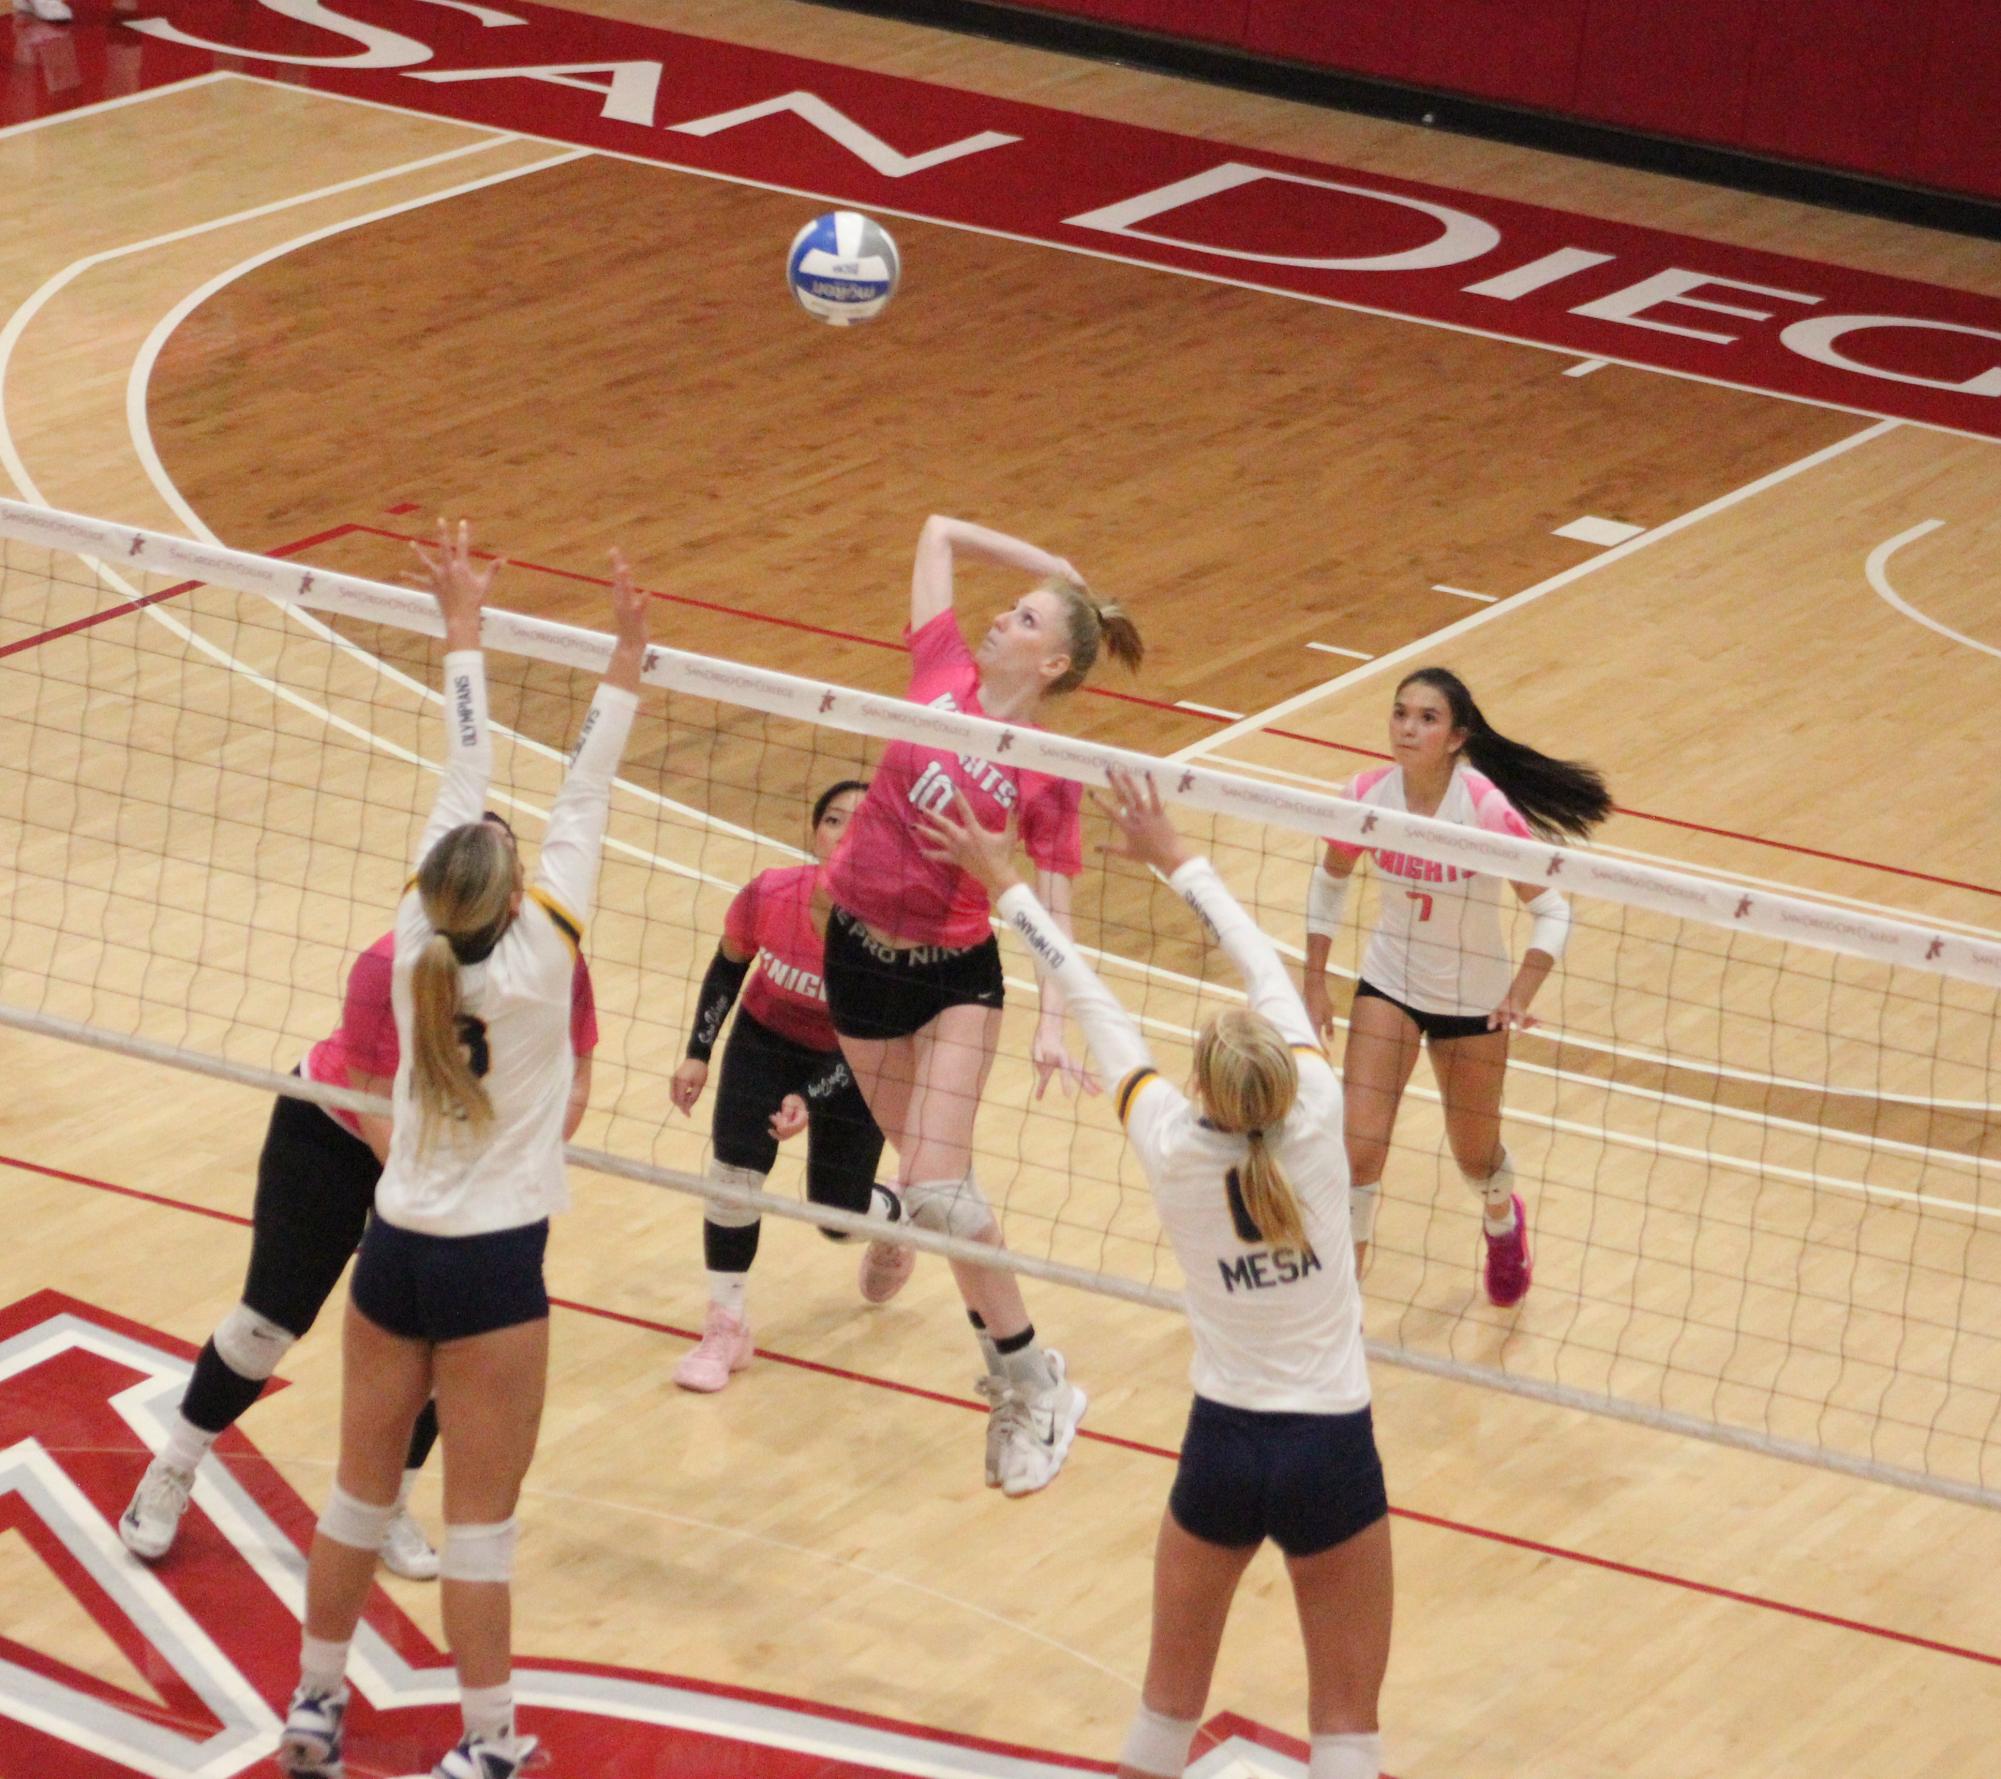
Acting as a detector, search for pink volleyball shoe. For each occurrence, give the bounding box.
[859,1238,915,1304]
[674,1303,753,1391]
[1483,1195,1533,1307]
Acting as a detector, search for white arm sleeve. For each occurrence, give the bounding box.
[1305,861,1350,938]
[995,882,1152,1085]
[415,651,493,871]
[1170,856,1319,1049]
[533,684,639,930]
[1525,887,1571,960]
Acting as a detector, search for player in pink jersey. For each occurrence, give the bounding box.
[120,836,599,1572]
[822,515,1143,1497]
[668,780,900,1392]
[1302,668,1610,1306]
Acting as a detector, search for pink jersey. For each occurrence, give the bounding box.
[725,864,839,1052]
[1328,764,1535,1017]
[825,611,1083,946]
[305,931,598,1139]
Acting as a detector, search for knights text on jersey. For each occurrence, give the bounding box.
[1330,763,1533,1017]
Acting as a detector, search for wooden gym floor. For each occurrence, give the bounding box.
[2,3,1999,1775]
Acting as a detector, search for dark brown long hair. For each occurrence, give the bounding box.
[1399,667,1611,840]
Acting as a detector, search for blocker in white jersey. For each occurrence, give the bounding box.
[1304,667,1610,1314]
[282,523,648,1779]
[919,769,1390,1779]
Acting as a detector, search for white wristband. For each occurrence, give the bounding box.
[1306,862,1351,938]
[1526,888,1570,960]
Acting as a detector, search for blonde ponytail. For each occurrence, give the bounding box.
[1047,575,1144,694]
[1194,1009,1310,1254]
[408,820,517,1148]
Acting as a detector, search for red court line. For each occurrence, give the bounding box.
[339,524,2001,903]
[0,523,361,662]
[6,1144,1999,1673]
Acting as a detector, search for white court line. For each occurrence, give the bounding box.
[0,69,232,142]
[1306,642,1373,659]
[1433,583,1497,602]
[1172,417,1903,761]
[1564,358,1610,378]
[228,73,2001,450]
[1867,520,2001,663]
[1174,699,1243,720]
[0,130,524,503]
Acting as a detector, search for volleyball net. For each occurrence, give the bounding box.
[3,500,1998,1510]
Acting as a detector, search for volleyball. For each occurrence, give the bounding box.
[786,210,900,326]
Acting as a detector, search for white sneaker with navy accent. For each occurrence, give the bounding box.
[432,1731,541,1777]
[119,1458,193,1561]
[276,1682,349,1777]
[993,1351,1087,1498]
[380,1507,440,1581]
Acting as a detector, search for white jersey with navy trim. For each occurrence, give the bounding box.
[999,858,1369,1415]
[377,650,637,1238]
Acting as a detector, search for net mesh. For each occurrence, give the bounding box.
[3,502,1998,1506]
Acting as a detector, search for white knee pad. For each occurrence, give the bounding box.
[1461,1148,1514,1211]
[704,1160,764,1229]
[1309,1730,1383,1779]
[1349,1180,1381,1245]
[440,1517,519,1583]
[902,1171,994,1241]
[1121,1701,1199,1777]
[317,1484,397,1552]
[214,1302,297,1382]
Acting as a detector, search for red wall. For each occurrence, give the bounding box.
[998,0,1999,203]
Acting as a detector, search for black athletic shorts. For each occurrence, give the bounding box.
[711,1009,885,1214]
[822,905,1004,1042]
[1353,976,1495,1044]
[350,1216,550,1344]
[1168,1395,1388,1559]
[243,1078,384,1339]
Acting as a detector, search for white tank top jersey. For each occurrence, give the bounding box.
[1338,762,1535,1018]
[377,651,637,1238]
[999,858,1370,1416]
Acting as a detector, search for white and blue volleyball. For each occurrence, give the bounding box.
[786,211,900,326]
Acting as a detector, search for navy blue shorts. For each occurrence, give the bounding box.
[349,1216,550,1344]
[1168,1395,1388,1559]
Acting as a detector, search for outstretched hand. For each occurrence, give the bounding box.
[408,517,501,646]
[914,787,1020,896]
[604,548,650,693]
[1093,765,1193,876]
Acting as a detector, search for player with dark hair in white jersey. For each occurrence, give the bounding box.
[277,521,647,1779]
[921,768,1390,1779]
[1302,667,1609,1302]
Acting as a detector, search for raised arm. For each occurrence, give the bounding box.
[407,519,498,868]
[912,791,1153,1088]
[1099,767,1319,1049]
[533,551,647,928]
[910,514,1078,631]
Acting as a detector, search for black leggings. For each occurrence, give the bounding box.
[244,1087,385,1336]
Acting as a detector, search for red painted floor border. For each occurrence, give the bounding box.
[5,1147,1997,1675]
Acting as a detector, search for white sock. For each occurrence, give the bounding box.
[1308,1730,1382,1779]
[159,1412,214,1478]
[1483,1200,1518,1237]
[395,1468,421,1511]
[460,1681,514,1744]
[299,1632,350,1695]
[706,1271,748,1318]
